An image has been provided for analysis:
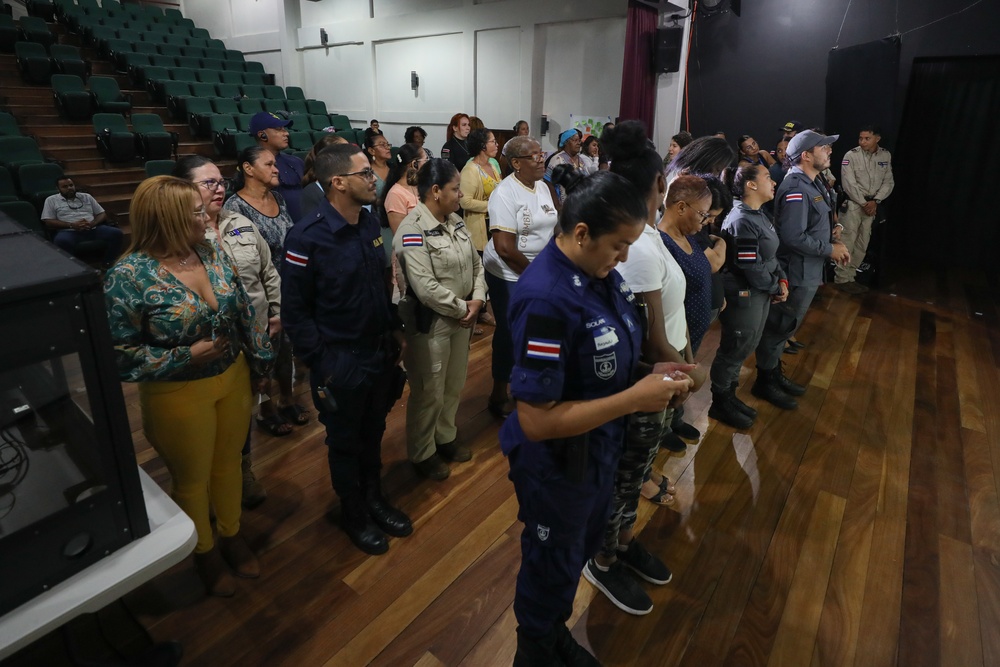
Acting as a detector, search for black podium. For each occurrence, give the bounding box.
[0,220,149,617]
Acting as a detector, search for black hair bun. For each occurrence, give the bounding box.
[551,164,587,192]
[600,120,652,163]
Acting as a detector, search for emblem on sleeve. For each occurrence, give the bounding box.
[285,249,309,267]
[526,338,561,361]
[401,234,424,247]
[785,193,804,203]
[537,524,550,541]
[594,352,617,380]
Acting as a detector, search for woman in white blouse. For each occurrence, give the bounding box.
[481,136,559,418]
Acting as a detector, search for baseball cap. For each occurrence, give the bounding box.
[781,120,805,134]
[249,112,292,135]
[786,129,839,160]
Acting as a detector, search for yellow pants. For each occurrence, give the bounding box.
[139,355,252,553]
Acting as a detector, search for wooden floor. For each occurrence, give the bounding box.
[9,268,1000,666]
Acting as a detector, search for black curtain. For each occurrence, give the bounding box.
[893,56,1000,271]
[825,37,900,286]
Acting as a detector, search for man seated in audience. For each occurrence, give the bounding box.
[41,176,123,266]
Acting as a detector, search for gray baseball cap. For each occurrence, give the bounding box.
[786,129,838,160]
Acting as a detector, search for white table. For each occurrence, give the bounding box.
[0,468,197,660]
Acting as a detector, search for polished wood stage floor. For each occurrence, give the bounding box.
[9,269,1000,666]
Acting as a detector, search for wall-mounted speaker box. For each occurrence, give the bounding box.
[654,27,684,74]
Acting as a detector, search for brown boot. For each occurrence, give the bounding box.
[193,548,236,597]
[219,534,260,578]
[241,454,267,509]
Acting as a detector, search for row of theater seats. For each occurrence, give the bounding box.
[51,74,131,119]
[14,40,88,82]
[93,112,177,162]
[0,15,54,51]
[0,111,67,232]
[170,85,328,125]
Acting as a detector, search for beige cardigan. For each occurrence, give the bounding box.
[459,160,496,252]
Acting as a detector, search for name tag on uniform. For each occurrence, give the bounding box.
[426,229,444,237]
[594,326,618,351]
[228,225,254,237]
[878,161,888,167]
[372,236,383,248]
[813,195,823,202]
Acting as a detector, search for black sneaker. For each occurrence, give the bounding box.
[583,559,652,616]
[660,430,687,452]
[672,421,701,442]
[553,624,602,667]
[619,539,673,585]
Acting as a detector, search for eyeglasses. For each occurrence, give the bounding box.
[511,152,544,162]
[337,168,377,180]
[373,142,391,149]
[196,178,228,191]
[683,202,713,223]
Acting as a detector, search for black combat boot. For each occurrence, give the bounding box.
[362,474,413,538]
[774,362,806,396]
[708,388,755,429]
[340,492,388,555]
[751,367,798,410]
[730,382,758,419]
[553,623,602,666]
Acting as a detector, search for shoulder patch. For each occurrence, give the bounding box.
[842,159,850,165]
[785,192,804,203]
[285,249,308,267]
[521,313,564,370]
[401,234,423,247]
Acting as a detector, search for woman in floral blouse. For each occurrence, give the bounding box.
[104,176,274,597]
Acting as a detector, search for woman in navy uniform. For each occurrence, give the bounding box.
[502,165,692,666]
[708,164,786,429]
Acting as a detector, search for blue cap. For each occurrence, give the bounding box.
[249,112,292,135]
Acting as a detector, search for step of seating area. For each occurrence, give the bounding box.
[1,0,359,241]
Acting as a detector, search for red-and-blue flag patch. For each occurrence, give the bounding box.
[737,250,758,262]
[401,234,423,247]
[785,192,804,203]
[526,338,561,361]
[842,159,850,165]
[285,249,309,267]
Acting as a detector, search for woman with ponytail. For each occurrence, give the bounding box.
[502,164,692,666]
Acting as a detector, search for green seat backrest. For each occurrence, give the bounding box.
[189,82,217,98]
[93,112,130,134]
[185,97,214,117]
[0,201,45,236]
[234,114,254,132]
[89,76,124,101]
[197,69,222,84]
[15,41,48,58]
[0,112,22,137]
[225,50,244,62]
[132,113,166,134]
[241,84,264,100]
[18,162,65,196]
[215,83,241,99]
[52,73,86,93]
[263,85,284,100]
[50,44,82,60]
[286,86,306,101]
[207,114,236,133]
[173,68,198,82]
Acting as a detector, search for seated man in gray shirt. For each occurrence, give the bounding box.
[40,176,123,266]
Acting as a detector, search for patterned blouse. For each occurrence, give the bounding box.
[104,242,274,382]
[223,191,294,272]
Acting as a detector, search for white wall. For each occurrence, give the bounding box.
[296,0,627,151]
[538,18,625,151]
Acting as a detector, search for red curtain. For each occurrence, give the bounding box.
[618,0,658,135]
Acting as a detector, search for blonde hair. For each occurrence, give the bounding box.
[126,176,203,258]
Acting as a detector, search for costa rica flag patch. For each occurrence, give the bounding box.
[526,338,561,361]
[785,192,804,203]
[285,249,309,267]
[401,234,423,247]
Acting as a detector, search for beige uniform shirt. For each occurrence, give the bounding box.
[205,209,281,330]
[394,202,487,321]
[841,146,894,205]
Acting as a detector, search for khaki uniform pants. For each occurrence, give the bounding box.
[835,201,874,283]
[403,316,473,463]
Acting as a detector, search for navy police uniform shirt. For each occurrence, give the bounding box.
[275,152,305,223]
[773,166,834,287]
[280,199,396,390]
[499,239,642,467]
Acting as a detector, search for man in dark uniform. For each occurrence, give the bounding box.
[249,111,306,222]
[753,130,851,409]
[280,144,412,555]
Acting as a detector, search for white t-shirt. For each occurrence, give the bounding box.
[617,223,688,351]
[482,175,559,282]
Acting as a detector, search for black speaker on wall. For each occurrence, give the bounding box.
[654,27,684,74]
